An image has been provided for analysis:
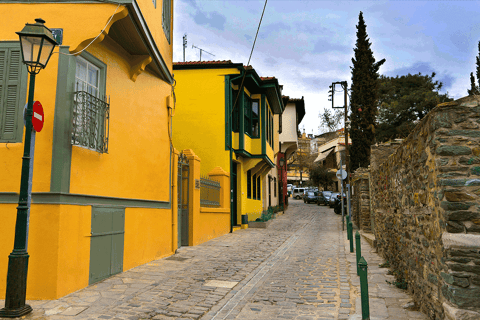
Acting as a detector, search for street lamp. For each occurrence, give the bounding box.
[0,19,57,318]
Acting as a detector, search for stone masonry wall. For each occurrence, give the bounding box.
[370,96,480,319]
[351,168,372,232]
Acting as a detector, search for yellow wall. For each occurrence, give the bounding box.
[0,3,173,201]
[123,207,173,271]
[197,209,230,244]
[137,0,173,72]
[173,68,240,175]
[0,204,91,300]
[69,42,171,201]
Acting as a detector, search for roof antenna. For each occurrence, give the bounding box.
[192,44,215,62]
[183,34,187,62]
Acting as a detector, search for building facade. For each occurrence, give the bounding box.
[0,0,176,299]
[172,61,284,225]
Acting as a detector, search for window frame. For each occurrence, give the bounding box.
[247,169,252,199]
[257,175,261,200]
[71,51,108,153]
[251,99,260,138]
[244,93,252,137]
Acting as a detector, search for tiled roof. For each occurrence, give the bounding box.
[260,76,276,80]
[173,60,233,66]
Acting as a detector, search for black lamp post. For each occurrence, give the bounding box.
[279,157,285,206]
[0,19,57,318]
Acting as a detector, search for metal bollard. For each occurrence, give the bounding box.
[346,215,351,240]
[355,231,361,276]
[358,257,370,320]
[348,221,354,253]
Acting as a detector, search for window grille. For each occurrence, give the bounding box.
[252,173,257,199]
[72,90,110,153]
[200,175,221,207]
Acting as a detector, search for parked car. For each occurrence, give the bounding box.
[329,192,340,207]
[329,192,345,207]
[316,192,326,205]
[304,191,318,204]
[292,188,306,199]
[318,191,332,206]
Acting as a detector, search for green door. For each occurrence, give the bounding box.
[89,206,125,284]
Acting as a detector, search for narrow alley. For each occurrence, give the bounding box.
[1,201,427,320]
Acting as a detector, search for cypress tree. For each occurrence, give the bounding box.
[477,41,480,89]
[468,72,478,96]
[468,41,480,96]
[349,11,385,171]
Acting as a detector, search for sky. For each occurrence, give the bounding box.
[172,0,480,135]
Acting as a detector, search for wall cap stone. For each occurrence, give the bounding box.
[442,232,480,249]
[443,302,480,320]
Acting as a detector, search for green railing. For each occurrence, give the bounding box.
[200,175,220,207]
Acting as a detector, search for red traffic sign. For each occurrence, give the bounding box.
[32,101,44,132]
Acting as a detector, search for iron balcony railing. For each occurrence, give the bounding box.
[72,90,110,153]
[200,175,221,207]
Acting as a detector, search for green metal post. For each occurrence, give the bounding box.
[358,257,370,320]
[355,231,361,276]
[346,215,351,240]
[348,221,354,253]
[0,73,36,318]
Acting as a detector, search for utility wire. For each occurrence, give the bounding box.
[230,0,268,119]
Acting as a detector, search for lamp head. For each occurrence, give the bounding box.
[16,18,58,74]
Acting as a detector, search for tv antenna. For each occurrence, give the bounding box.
[183,34,187,62]
[192,44,215,61]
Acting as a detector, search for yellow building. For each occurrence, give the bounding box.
[172,61,284,225]
[0,0,176,300]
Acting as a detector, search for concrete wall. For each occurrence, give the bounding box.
[369,96,480,319]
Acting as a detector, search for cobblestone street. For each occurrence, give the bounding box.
[1,200,427,320]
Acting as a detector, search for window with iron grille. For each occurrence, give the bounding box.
[252,173,257,200]
[72,55,109,153]
[274,177,277,197]
[162,0,171,44]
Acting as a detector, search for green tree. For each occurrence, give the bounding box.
[468,41,480,96]
[349,11,385,171]
[310,164,335,190]
[468,72,479,96]
[319,108,344,133]
[376,72,453,142]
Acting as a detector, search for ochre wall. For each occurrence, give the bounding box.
[0,204,91,300]
[172,68,239,175]
[197,209,230,245]
[123,207,174,272]
[69,42,171,201]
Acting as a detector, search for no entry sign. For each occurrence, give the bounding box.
[31,101,44,132]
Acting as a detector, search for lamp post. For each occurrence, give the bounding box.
[0,19,57,318]
[279,157,285,206]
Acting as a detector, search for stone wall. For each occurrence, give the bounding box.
[370,96,480,319]
[351,167,372,232]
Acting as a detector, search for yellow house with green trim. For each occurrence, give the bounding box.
[172,61,284,227]
[0,0,176,300]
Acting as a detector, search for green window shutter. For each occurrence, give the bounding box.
[0,44,27,143]
[162,0,171,43]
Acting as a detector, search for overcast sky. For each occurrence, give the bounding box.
[172,0,480,135]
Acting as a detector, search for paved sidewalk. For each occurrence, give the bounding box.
[344,229,427,320]
[0,200,427,320]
